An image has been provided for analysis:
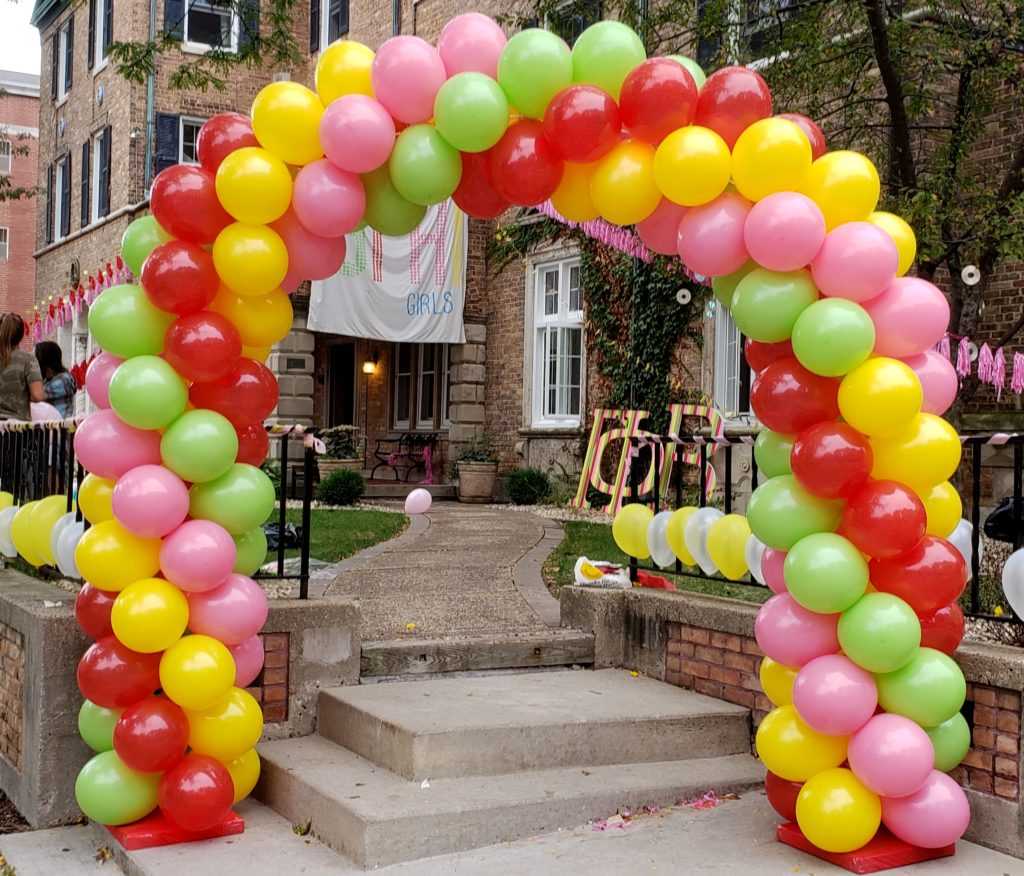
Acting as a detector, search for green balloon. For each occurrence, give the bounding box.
[791,299,875,377]
[731,268,819,343]
[388,125,463,207]
[78,700,122,753]
[434,72,509,153]
[712,260,755,310]
[838,592,921,674]
[121,215,170,276]
[75,750,160,826]
[669,54,706,89]
[234,526,269,575]
[88,284,175,360]
[926,712,971,772]
[571,21,647,101]
[876,647,967,729]
[190,463,276,535]
[498,28,572,119]
[161,410,239,484]
[746,474,842,550]
[361,166,428,236]
[784,532,868,614]
[108,355,188,430]
[753,430,793,478]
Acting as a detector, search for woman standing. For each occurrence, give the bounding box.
[0,314,44,420]
[34,341,77,418]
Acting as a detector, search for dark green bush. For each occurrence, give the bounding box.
[316,469,365,506]
[507,467,551,505]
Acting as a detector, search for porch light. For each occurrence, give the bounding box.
[362,354,378,375]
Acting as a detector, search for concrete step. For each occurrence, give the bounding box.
[318,668,751,780]
[256,733,764,869]
[362,480,456,499]
[360,629,595,677]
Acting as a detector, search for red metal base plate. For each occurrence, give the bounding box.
[777,822,955,874]
[106,810,245,850]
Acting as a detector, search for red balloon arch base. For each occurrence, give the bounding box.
[776,822,955,874]
[106,809,245,851]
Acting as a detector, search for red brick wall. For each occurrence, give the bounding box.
[0,86,39,316]
[246,632,290,724]
[955,683,1020,802]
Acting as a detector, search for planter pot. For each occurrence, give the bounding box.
[457,461,498,503]
[319,458,363,479]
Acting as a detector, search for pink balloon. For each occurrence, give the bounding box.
[159,520,237,594]
[437,12,507,79]
[754,593,839,667]
[320,95,396,174]
[112,464,189,538]
[744,192,825,271]
[404,488,432,515]
[74,409,162,480]
[187,573,269,646]
[229,634,265,688]
[762,548,787,595]
[881,771,970,848]
[864,277,951,358]
[902,350,958,416]
[270,209,346,283]
[810,221,898,302]
[792,654,877,736]
[849,713,934,798]
[292,160,365,239]
[636,199,688,256]
[677,192,751,277]
[371,36,447,125]
[85,352,124,409]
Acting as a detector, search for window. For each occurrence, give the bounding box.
[49,153,72,243]
[0,228,8,262]
[532,258,584,427]
[392,343,450,431]
[52,17,74,102]
[0,141,10,175]
[547,0,602,44]
[89,0,113,71]
[393,342,413,429]
[185,0,238,51]
[712,303,752,416]
[179,117,205,165]
[310,0,349,53]
[88,127,111,223]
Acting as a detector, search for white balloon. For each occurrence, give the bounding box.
[0,506,18,558]
[948,519,978,582]
[50,511,76,566]
[745,533,767,584]
[1002,548,1024,618]
[56,520,85,578]
[646,510,677,570]
[685,507,723,577]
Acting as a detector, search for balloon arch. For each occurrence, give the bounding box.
[63,11,969,859]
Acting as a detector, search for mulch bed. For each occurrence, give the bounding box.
[0,789,29,835]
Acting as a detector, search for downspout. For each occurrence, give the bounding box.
[143,0,157,191]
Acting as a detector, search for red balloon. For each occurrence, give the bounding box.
[619,58,698,145]
[488,120,564,207]
[870,536,968,616]
[840,480,927,559]
[77,636,161,710]
[114,696,190,773]
[75,584,117,639]
[164,312,243,383]
[236,422,271,467]
[918,603,965,656]
[750,358,839,435]
[765,771,802,822]
[778,112,827,160]
[141,241,220,317]
[744,338,793,373]
[694,66,773,148]
[791,422,873,499]
[197,112,260,174]
[453,151,509,219]
[190,358,279,428]
[151,165,233,245]
[158,754,234,832]
[541,85,621,162]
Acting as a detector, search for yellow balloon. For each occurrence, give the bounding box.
[74,520,161,591]
[803,150,880,230]
[188,688,264,763]
[918,481,962,538]
[215,147,293,226]
[242,345,272,363]
[0,491,12,511]
[654,125,731,207]
[731,118,812,202]
[837,357,922,438]
[316,39,375,105]
[251,82,324,166]
[213,223,289,297]
[759,657,797,707]
[870,413,961,491]
[705,513,751,580]
[225,748,261,804]
[868,211,916,277]
[11,501,43,566]
[612,503,654,559]
[666,507,697,565]
[160,635,236,712]
[796,768,881,853]
[211,286,294,348]
[590,140,661,226]
[551,162,599,222]
[111,578,189,654]
[31,494,70,566]
[78,474,114,523]
[755,704,848,782]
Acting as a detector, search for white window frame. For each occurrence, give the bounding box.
[183,0,240,54]
[531,257,585,429]
[56,21,71,103]
[0,227,8,261]
[90,128,105,223]
[415,344,438,430]
[53,159,66,242]
[178,116,205,165]
[93,0,110,73]
[0,140,11,175]
[441,345,451,427]
[319,0,348,50]
[392,342,413,430]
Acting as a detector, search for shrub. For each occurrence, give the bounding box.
[507,467,551,505]
[321,425,359,459]
[317,469,365,506]
[261,459,282,497]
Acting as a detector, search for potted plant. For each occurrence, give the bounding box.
[318,425,363,478]
[456,439,498,503]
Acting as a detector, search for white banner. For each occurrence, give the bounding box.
[307,201,467,343]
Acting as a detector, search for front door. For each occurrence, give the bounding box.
[328,341,356,426]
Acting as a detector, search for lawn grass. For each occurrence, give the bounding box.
[270,508,408,565]
[543,520,771,605]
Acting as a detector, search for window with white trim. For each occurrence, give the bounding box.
[53,156,67,241]
[90,128,108,222]
[392,343,450,431]
[56,19,72,101]
[712,302,752,416]
[0,228,8,262]
[185,0,239,52]
[532,258,584,427]
[319,0,349,50]
[91,0,113,70]
[179,116,205,165]
[0,141,10,175]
